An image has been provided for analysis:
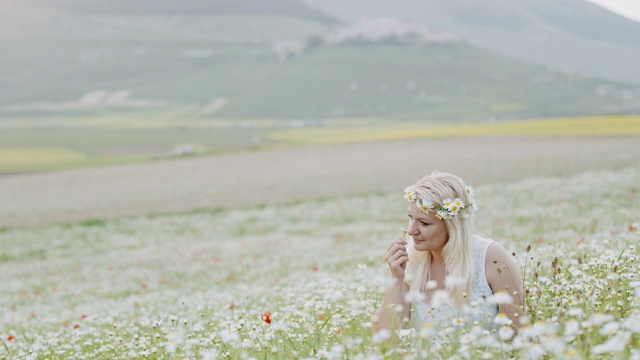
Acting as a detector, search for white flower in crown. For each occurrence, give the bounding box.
[417,199,435,214]
[450,198,464,215]
[403,185,478,219]
[469,203,479,213]
[442,198,453,209]
[404,187,417,202]
[465,185,474,197]
[436,208,450,220]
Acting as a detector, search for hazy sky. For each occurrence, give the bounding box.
[586,0,640,22]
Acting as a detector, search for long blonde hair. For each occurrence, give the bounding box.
[405,171,475,309]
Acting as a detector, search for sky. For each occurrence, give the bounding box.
[586,0,640,22]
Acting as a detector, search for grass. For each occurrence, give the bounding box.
[270,115,640,145]
[0,148,89,169]
[1,115,638,173]
[0,150,150,173]
[1,166,639,358]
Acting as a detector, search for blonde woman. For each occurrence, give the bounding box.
[373,171,524,334]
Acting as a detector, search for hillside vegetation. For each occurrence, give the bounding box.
[305,0,640,84]
[2,0,638,122]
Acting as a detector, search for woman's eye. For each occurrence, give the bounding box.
[421,222,428,226]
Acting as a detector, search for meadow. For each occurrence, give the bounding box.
[1,115,639,173]
[1,165,639,359]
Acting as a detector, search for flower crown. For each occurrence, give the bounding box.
[404,185,478,220]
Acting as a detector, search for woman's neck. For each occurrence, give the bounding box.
[430,250,445,265]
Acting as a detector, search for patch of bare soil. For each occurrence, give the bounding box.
[1,135,639,228]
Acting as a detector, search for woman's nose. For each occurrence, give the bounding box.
[407,221,419,235]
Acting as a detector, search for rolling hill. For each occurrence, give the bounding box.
[303,0,640,84]
[1,0,639,122]
[210,41,636,121]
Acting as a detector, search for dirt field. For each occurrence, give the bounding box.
[1,135,640,228]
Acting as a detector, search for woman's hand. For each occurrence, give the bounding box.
[385,237,409,280]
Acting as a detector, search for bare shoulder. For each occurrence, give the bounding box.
[486,241,511,264]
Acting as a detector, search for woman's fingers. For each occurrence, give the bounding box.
[391,259,407,269]
[384,238,409,274]
[386,237,406,252]
[391,255,409,272]
[387,248,408,262]
[386,243,407,256]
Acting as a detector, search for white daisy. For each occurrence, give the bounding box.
[404,186,417,202]
[418,199,435,214]
[493,313,513,326]
[487,291,513,305]
[469,203,479,213]
[466,185,474,197]
[498,326,514,341]
[436,208,450,220]
[450,198,464,215]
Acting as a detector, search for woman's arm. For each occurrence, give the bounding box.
[372,237,411,332]
[485,242,525,328]
[372,280,410,332]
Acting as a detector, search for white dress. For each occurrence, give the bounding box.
[411,236,498,329]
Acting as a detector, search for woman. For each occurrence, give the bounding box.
[373,171,524,334]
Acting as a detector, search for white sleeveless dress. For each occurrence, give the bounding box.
[411,236,498,329]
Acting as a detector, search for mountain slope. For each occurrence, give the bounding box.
[1,0,638,122]
[209,42,637,121]
[302,0,640,84]
[0,0,337,108]
[10,0,339,22]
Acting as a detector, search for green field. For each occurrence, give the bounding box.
[270,115,640,145]
[1,165,639,358]
[1,115,638,173]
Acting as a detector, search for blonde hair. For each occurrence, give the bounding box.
[405,171,475,309]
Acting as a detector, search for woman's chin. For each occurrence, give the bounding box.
[413,239,427,249]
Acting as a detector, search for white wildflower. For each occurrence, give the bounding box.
[404,187,417,202]
[493,313,513,326]
[405,291,427,303]
[372,329,391,344]
[487,291,513,305]
[431,290,451,307]
[592,331,630,354]
[498,326,514,341]
[445,276,465,288]
[425,280,438,290]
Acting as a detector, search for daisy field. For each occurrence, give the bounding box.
[1,166,640,359]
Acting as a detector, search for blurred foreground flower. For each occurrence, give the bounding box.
[261,312,272,324]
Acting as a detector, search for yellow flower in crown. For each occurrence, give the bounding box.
[450,198,464,215]
[435,208,450,220]
[404,187,417,202]
[465,186,474,197]
[403,185,478,219]
[418,199,435,214]
[442,198,453,209]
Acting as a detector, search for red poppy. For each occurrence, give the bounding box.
[81,314,87,320]
[260,312,272,324]
[73,324,80,330]
[7,335,15,341]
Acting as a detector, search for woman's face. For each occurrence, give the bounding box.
[407,201,449,253]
